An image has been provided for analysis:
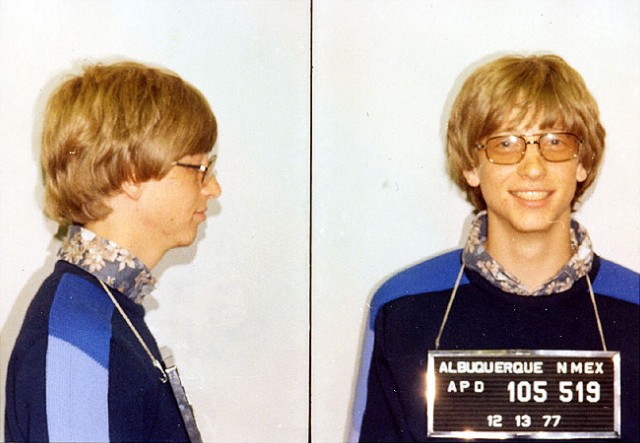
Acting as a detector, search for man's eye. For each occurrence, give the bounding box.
[494,139,517,149]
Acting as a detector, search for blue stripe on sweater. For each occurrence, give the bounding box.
[46,273,114,442]
[593,258,640,305]
[367,249,467,329]
[350,249,466,442]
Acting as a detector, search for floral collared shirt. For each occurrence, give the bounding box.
[462,211,594,296]
[58,225,156,304]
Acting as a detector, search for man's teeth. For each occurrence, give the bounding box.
[512,191,550,200]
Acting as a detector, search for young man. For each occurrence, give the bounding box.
[351,55,639,442]
[5,61,221,442]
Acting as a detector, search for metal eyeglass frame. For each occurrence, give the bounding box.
[170,155,217,184]
[474,132,582,165]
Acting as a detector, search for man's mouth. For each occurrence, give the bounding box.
[510,191,552,201]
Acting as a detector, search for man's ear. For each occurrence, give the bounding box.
[462,168,480,187]
[576,163,588,183]
[121,180,144,200]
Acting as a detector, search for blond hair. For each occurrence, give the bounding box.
[446,54,605,211]
[42,61,217,225]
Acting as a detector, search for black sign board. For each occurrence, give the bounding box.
[426,350,620,439]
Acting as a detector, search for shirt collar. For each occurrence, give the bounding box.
[58,225,156,304]
[462,211,594,296]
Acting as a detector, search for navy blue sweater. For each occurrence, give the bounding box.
[5,261,189,442]
[352,251,639,442]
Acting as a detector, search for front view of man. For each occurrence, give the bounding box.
[353,54,639,442]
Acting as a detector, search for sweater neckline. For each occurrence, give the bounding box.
[464,255,601,308]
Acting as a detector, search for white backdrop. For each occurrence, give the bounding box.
[1,1,639,442]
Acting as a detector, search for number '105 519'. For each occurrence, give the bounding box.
[507,381,601,403]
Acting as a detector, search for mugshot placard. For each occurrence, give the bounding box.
[426,350,620,439]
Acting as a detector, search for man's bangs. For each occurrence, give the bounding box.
[171,92,217,159]
[491,89,581,136]
[527,107,577,133]
[173,116,217,159]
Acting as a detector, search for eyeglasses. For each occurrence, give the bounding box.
[475,133,581,165]
[171,155,217,184]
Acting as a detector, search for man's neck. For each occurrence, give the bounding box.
[83,219,164,270]
[83,193,168,270]
[484,214,574,293]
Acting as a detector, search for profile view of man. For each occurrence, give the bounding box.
[351,54,639,442]
[5,61,221,442]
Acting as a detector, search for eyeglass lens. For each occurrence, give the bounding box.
[485,134,579,164]
[203,155,217,182]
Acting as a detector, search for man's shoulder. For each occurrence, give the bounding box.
[26,261,116,368]
[18,261,100,333]
[593,257,640,305]
[369,249,467,319]
[35,260,100,298]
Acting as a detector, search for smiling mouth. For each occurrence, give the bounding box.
[511,191,552,201]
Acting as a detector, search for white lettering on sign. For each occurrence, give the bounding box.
[447,380,486,393]
[438,360,543,374]
[556,361,605,374]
